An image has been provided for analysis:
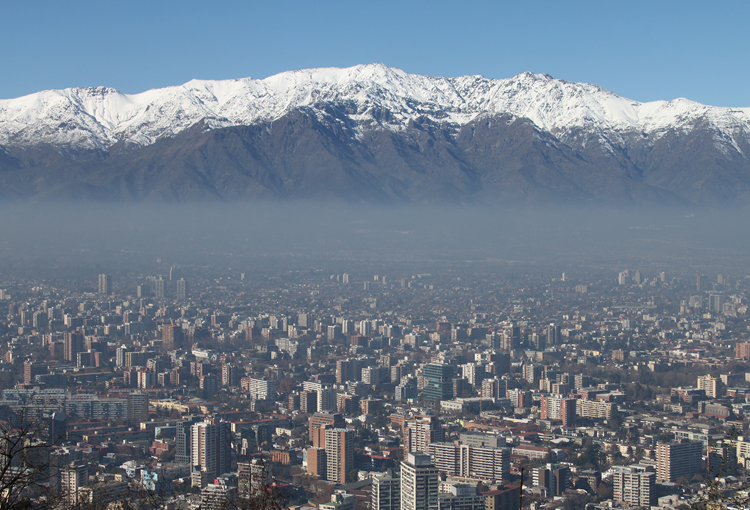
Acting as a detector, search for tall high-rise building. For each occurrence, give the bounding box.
[176,278,188,300]
[576,399,613,420]
[337,359,357,384]
[372,468,401,510]
[341,319,354,334]
[298,313,311,328]
[481,378,501,399]
[697,275,709,292]
[222,364,239,387]
[401,452,438,510]
[237,458,271,497]
[324,428,354,484]
[461,363,485,388]
[709,294,726,313]
[458,444,510,481]
[200,482,237,510]
[612,466,655,507]
[486,332,502,350]
[396,380,418,401]
[426,441,510,482]
[528,333,546,351]
[359,320,372,336]
[503,325,521,350]
[507,389,532,409]
[98,274,112,296]
[176,416,202,465]
[127,392,149,423]
[737,342,750,360]
[688,295,703,310]
[49,411,67,444]
[308,412,345,441]
[523,364,543,385]
[249,377,278,401]
[494,352,511,374]
[540,395,561,421]
[656,440,703,482]
[336,393,360,415]
[32,310,47,329]
[306,447,327,479]
[136,284,150,298]
[317,387,336,412]
[405,415,444,453]
[191,417,232,487]
[697,375,718,398]
[200,375,218,399]
[422,363,453,403]
[300,390,318,414]
[154,278,165,300]
[327,324,341,341]
[61,463,89,505]
[23,361,46,385]
[64,332,84,362]
[574,374,593,389]
[532,463,570,497]
[427,442,459,475]
[162,323,183,351]
[361,366,387,385]
[545,324,560,347]
[561,398,576,428]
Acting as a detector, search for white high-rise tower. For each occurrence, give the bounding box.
[191,417,231,487]
[400,452,438,510]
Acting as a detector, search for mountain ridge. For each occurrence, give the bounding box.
[2,63,748,151]
[1,64,750,206]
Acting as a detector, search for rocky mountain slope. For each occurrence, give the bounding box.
[1,64,749,205]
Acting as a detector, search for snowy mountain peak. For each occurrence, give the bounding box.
[0,64,748,150]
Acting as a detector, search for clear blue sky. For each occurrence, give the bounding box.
[2,0,748,106]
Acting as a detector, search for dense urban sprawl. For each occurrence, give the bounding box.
[0,265,749,510]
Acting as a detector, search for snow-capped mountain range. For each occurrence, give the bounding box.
[1,64,750,205]
[2,63,748,151]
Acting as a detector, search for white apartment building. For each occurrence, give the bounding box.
[401,452,439,510]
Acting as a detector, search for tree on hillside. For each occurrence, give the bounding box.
[0,406,59,510]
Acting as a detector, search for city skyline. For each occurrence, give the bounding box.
[0,250,747,508]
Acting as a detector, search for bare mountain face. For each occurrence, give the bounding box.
[1,63,749,205]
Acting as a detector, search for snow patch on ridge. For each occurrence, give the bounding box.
[0,63,749,150]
